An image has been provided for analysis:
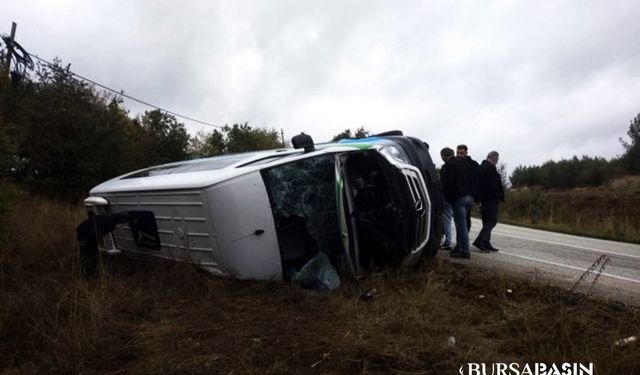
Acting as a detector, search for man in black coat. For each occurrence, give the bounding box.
[440,147,475,259]
[473,151,505,252]
[456,144,479,231]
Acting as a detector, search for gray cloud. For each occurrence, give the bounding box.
[4,0,639,175]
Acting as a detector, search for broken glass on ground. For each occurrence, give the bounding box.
[291,251,341,293]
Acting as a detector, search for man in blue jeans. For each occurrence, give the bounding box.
[441,202,453,250]
[439,149,454,250]
[456,144,479,231]
[440,147,476,259]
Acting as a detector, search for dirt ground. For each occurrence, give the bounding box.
[1,196,639,374]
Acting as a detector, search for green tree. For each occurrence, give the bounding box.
[332,129,352,141]
[224,123,282,154]
[14,59,135,190]
[354,126,370,139]
[138,109,190,165]
[620,113,640,173]
[188,130,207,158]
[0,96,15,174]
[202,129,226,156]
[497,162,508,188]
[189,129,226,158]
[188,123,283,158]
[0,50,24,175]
[0,124,13,173]
[510,155,619,189]
[331,126,370,142]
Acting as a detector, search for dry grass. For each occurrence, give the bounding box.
[501,184,640,244]
[1,193,639,374]
[607,175,640,191]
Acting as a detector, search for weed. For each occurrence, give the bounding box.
[502,187,640,243]
[1,194,639,374]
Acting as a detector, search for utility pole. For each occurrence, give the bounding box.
[280,129,285,147]
[4,22,17,78]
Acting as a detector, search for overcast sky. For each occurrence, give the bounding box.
[4,1,640,173]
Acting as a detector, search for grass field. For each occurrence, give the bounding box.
[1,191,639,374]
[500,177,640,244]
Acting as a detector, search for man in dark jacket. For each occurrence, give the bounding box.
[440,147,475,259]
[473,151,505,252]
[456,144,479,231]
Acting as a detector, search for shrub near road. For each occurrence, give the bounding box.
[502,177,640,244]
[1,192,639,374]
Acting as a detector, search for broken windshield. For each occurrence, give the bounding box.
[261,155,342,270]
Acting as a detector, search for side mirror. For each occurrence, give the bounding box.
[292,132,315,153]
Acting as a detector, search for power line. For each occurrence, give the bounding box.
[28,53,223,129]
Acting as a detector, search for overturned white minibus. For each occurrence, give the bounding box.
[84,132,444,280]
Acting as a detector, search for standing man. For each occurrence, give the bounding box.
[456,145,479,231]
[439,153,454,251]
[440,147,475,259]
[473,151,505,252]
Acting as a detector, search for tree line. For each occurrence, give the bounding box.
[510,114,639,189]
[0,57,283,192]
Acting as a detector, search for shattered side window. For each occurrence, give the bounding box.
[261,155,340,254]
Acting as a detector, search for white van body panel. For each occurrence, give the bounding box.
[90,168,249,194]
[97,190,224,272]
[205,172,281,280]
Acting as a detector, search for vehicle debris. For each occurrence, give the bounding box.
[310,352,330,368]
[290,252,340,293]
[614,336,637,347]
[359,288,378,302]
[447,336,456,347]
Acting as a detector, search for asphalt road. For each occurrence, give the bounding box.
[447,218,640,305]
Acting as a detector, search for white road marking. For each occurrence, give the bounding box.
[495,232,640,260]
[498,250,640,285]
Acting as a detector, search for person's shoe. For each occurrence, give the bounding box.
[485,243,499,252]
[473,240,490,253]
[450,251,470,259]
[441,243,452,250]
